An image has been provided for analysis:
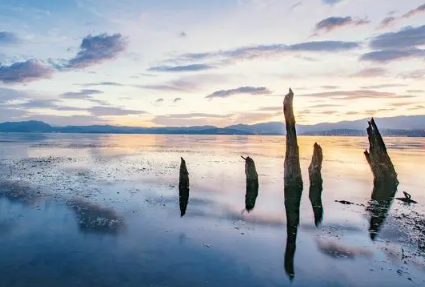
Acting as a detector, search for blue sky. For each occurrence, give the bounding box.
[0,0,424,127]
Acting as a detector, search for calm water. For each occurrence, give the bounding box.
[0,133,424,287]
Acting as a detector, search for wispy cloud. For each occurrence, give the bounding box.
[314,17,369,34]
[60,89,103,99]
[0,31,20,45]
[360,49,425,63]
[300,90,415,100]
[174,41,360,65]
[77,82,123,87]
[137,80,197,92]
[289,2,302,11]
[399,69,425,79]
[350,68,388,77]
[402,3,425,18]
[89,106,146,116]
[148,64,215,73]
[377,16,397,30]
[206,86,272,99]
[173,97,182,103]
[369,25,425,50]
[360,84,407,89]
[152,113,233,126]
[155,98,164,103]
[0,60,54,84]
[65,33,127,69]
[322,0,345,5]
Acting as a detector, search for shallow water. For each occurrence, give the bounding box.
[0,133,424,287]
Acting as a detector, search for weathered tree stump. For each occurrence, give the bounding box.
[179,157,190,217]
[308,143,323,227]
[241,156,259,212]
[364,118,399,240]
[283,88,303,280]
[364,118,398,187]
[283,88,303,190]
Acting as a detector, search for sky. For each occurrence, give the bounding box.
[0,0,424,127]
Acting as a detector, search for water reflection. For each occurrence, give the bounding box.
[242,156,259,212]
[68,199,125,235]
[367,182,398,241]
[284,184,302,280]
[308,143,324,227]
[179,157,190,217]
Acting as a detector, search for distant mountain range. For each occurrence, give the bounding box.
[0,115,424,137]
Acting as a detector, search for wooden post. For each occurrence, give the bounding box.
[179,157,190,217]
[364,118,398,186]
[364,118,398,240]
[283,88,303,190]
[242,156,259,212]
[308,143,323,226]
[283,88,303,280]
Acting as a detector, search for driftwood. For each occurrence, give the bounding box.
[308,143,323,227]
[241,156,259,212]
[396,191,417,204]
[179,157,190,217]
[364,118,398,186]
[283,88,303,280]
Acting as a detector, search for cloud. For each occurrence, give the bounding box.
[360,84,407,89]
[314,17,369,34]
[360,49,425,63]
[206,86,272,99]
[77,82,123,87]
[399,69,425,79]
[310,103,343,108]
[89,106,146,116]
[175,41,360,64]
[148,64,215,72]
[179,32,187,38]
[0,87,27,103]
[369,25,425,50]
[350,68,388,77]
[60,89,103,99]
[155,98,164,103]
[378,17,398,30]
[300,90,415,100]
[152,113,233,126]
[402,4,425,18]
[173,97,182,103]
[289,2,302,11]
[66,33,127,69]
[321,85,340,89]
[0,31,20,45]
[0,60,54,84]
[137,80,197,92]
[408,105,425,110]
[407,90,425,93]
[256,106,282,112]
[322,0,345,5]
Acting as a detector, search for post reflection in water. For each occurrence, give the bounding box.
[179,157,190,217]
[284,184,302,281]
[242,156,259,212]
[367,182,398,241]
[308,143,324,227]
